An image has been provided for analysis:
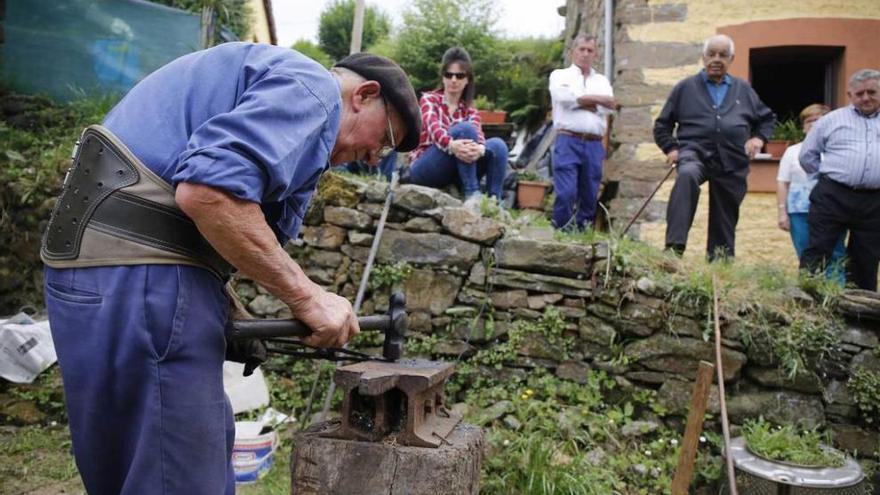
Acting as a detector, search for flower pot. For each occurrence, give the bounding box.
[516,180,549,209]
[478,110,507,124]
[764,140,791,158]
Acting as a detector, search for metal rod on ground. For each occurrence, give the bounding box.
[712,275,738,495]
[620,163,676,237]
[671,360,715,495]
[312,169,400,424]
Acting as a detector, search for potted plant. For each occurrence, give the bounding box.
[474,95,507,125]
[765,118,804,158]
[516,171,550,209]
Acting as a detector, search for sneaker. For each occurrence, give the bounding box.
[463,195,483,214]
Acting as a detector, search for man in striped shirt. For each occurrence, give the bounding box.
[799,69,880,291]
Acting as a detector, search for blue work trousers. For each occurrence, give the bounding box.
[552,134,605,229]
[44,264,235,495]
[408,122,508,198]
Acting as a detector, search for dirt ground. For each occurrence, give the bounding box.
[640,182,800,271]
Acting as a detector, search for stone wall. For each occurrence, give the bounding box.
[231,173,880,461]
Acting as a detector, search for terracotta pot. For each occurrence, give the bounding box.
[516,180,549,209]
[764,140,791,158]
[478,110,507,124]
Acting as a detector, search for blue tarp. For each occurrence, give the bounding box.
[1,0,219,101]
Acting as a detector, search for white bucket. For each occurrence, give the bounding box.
[233,421,277,485]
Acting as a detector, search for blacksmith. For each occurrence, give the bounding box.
[654,34,776,260]
[40,42,420,494]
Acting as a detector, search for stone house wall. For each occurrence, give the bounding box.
[232,173,880,460]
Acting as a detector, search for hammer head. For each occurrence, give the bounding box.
[383,292,407,361]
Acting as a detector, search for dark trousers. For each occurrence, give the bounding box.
[44,265,235,495]
[801,176,880,291]
[665,155,748,260]
[551,134,605,229]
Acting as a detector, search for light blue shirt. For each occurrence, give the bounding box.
[104,42,342,244]
[799,105,880,189]
[700,70,731,107]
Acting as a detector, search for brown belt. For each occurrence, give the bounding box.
[558,129,603,141]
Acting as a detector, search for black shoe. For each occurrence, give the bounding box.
[665,244,685,257]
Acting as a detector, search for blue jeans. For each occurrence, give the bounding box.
[789,212,846,282]
[44,265,235,495]
[408,121,508,198]
[552,134,605,229]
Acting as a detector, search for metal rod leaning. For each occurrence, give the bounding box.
[621,162,676,237]
[713,274,738,495]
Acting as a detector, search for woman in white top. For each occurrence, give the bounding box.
[776,103,845,278]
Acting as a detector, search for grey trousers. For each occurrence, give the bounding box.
[664,154,748,260]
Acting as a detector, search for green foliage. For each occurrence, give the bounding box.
[0,425,79,493]
[471,306,572,368]
[393,0,502,96]
[151,0,253,39]
[369,261,413,290]
[495,37,563,131]
[771,118,805,142]
[743,417,844,467]
[291,39,333,68]
[6,366,67,421]
[473,94,496,111]
[318,0,391,61]
[0,89,119,313]
[848,369,880,426]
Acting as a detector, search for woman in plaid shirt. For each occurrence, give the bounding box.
[406,47,508,208]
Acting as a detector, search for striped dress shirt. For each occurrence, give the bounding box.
[799,105,880,189]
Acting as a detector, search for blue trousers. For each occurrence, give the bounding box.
[552,134,605,229]
[408,122,508,198]
[789,212,846,282]
[44,265,235,495]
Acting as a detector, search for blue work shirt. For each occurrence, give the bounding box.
[700,70,731,107]
[104,42,342,244]
[799,105,880,189]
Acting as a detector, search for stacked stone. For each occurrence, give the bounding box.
[231,173,879,463]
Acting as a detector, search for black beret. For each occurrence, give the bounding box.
[334,53,421,152]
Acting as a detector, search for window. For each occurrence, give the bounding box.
[749,46,843,121]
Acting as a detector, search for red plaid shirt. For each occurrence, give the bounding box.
[410,89,485,161]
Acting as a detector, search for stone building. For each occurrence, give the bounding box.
[560,0,880,247]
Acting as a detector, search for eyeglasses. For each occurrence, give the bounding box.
[443,72,468,80]
[378,97,397,159]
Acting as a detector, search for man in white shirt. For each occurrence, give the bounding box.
[548,34,616,230]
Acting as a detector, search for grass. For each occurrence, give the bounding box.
[0,425,81,494]
[743,417,845,467]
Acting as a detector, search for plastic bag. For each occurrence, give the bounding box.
[0,313,57,383]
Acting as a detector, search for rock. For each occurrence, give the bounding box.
[621,420,660,438]
[824,380,855,406]
[0,393,47,424]
[557,306,586,319]
[518,226,554,241]
[665,315,703,339]
[840,324,879,348]
[517,334,558,360]
[441,208,504,244]
[579,316,617,346]
[317,172,365,207]
[837,289,880,322]
[745,367,823,394]
[657,379,721,415]
[488,268,593,298]
[635,277,672,297]
[403,269,462,315]
[247,294,287,316]
[593,360,629,375]
[624,335,747,381]
[829,423,880,456]
[304,267,334,285]
[512,307,542,320]
[300,225,347,249]
[490,289,529,310]
[555,361,592,383]
[348,231,374,246]
[467,262,486,286]
[527,295,547,310]
[404,216,442,233]
[356,202,385,218]
[408,311,432,333]
[341,244,370,263]
[364,180,388,202]
[307,249,344,269]
[450,317,509,343]
[324,206,372,230]
[394,184,461,214]
[377,230,481,271]
[433,340,477,358]
[494,238,593,278]
[727,391,825,428]
[625,371,682,385]
[472,400,513,425]
[850,349,880,373]
[502,415,522,431]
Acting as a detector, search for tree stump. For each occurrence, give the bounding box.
[291,421,483,495]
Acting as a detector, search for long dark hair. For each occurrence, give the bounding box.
[439,46,475,106]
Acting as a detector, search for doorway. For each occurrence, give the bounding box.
[749,46,843,121]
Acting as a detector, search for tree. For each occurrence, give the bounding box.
[151,0,252,40]
[292,39,333,68]
[318,0,391,61]
[392,0,502,100]
[496,38,563,131]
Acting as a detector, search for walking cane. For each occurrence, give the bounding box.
[620,162,676,237]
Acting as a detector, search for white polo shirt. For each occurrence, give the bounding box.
[548,64,613,135]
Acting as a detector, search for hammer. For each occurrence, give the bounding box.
[226,292,407,361]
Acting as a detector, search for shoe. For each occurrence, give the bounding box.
[463,195,483,213]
